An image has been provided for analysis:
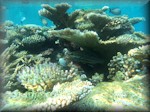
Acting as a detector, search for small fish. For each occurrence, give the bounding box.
[20,17,26,25]
[41,18,48,26]
[109,7,121,15]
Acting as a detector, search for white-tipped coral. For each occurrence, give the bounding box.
[17,62,78,91]
[25,79,94,111]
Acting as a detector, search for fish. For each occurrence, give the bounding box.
[20,17,26,25]
[41,18,48,26]
[69,50,104,65]
[109,7,121,15]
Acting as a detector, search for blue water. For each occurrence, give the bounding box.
[1,0,149,34]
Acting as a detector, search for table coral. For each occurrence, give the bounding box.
[48,28,146,66]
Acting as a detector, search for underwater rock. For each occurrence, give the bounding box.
[39,3,79,29]
[107,52,142,81]
[17,62,79,91]
[63,75,149,111]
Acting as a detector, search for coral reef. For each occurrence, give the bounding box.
[0,43,51,91]
[64,75,149,111]
[128,45,150,63]
[39,3,79,29]
[74,10,144,40]
[1,79,94,111]
[0,3,149,112]
[25,79,93,111]
[17,62,79,91]
[107,52,142,81]
[48,28,146,66]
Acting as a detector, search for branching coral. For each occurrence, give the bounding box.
[39,3,79,29]
[0,43,51,91]
[25,79,93,111]
[17,62,80,91]
[107,52,142,81]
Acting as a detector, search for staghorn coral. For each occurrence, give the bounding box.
[0,43,51,91]
[25,79,93,111]
[39,3,80,29]
[17,62,79,91]
[107,52,142,81]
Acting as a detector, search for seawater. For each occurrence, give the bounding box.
[1,0,149,34]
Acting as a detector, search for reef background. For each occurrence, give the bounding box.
[0,0,150,111]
